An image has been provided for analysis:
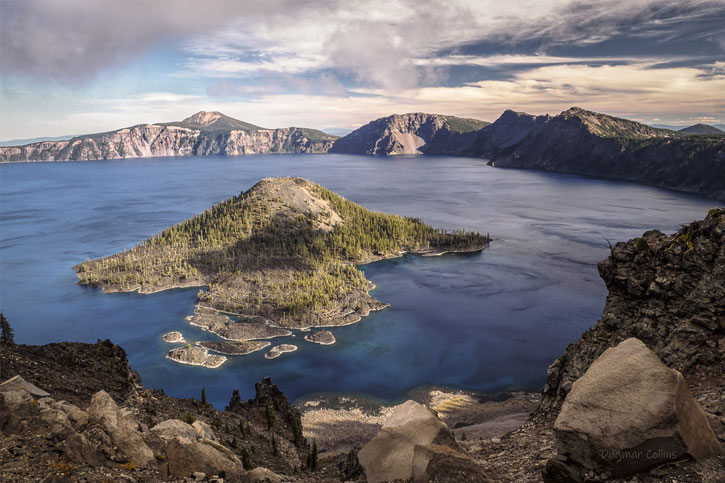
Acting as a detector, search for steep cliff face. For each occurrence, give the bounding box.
[330,113,488,155]
[541,208,725,412]
[479,107,725,200]
[0,111,336,162]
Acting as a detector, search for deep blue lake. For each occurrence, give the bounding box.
[0,154,716,408]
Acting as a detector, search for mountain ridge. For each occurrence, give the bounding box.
[0,111,336,162]
[2,108,723,200]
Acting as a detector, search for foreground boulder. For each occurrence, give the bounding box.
[547,338,722,480]
[358,400,492,482]
[165,436,245,480]
[88,390,156,468]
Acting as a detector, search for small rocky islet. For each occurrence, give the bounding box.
[1,210,723,481]
[304,330,336,345]
[75,176,489,366]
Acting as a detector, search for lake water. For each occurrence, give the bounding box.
[0,154,716,408]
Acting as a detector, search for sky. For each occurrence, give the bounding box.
[1,0,724,139]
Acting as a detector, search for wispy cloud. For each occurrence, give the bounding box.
[1,0,723,138]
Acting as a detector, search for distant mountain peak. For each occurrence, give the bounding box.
[679,124,724,135]
[176,111,265,132]
[182,111,225,126]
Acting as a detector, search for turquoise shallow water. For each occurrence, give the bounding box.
[0,154,715,408]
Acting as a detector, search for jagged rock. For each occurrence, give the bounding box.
[0,374,50,397]
[63,432,106,467]
[0,388,37,433]
[226,378,305,452]
[358,400,487,483]
[88,390,155,468]
[243,467,283,482]
[193,420,218,442]
[412,444,494,482]
[543,209,725,410]
[165,436,245,480]
[151,419,198,441]
[39,405,73,438]
[550,338,723,479]
[38,398,88,428]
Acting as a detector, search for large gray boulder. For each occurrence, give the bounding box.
[0,388,37,433]
[551,338,722,479]
[243,467,283,482]
[0,375,50,397]
[165,436,245,480]
[88,390,155,468]
[151,419,198,441]
[358,400,490,483]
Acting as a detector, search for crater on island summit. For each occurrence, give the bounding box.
[75,177,489,364]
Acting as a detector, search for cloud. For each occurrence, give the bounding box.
[0,0,303,82]
[6,0,722,87]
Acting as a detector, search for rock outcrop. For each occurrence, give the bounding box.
[88,390,156,468]
[0,341,314,480]
[542,208,725,411]
[546,338,722,480]
[358,400,492,482]
[0,111,336,162]
[227,377,305,451]
[166,436,245,480]
[330,112,488,155]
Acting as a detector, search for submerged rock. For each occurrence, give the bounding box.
[548,338,722,480]
[166,345,227,368]
[265,344,298,359]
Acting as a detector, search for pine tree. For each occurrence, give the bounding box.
[0,313,14,345]
[201,387,207,405]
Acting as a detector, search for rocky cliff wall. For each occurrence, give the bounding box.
[0,125,334,162]
[541,208,725,411]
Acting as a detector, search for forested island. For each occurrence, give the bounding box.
[75,177,488,338]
